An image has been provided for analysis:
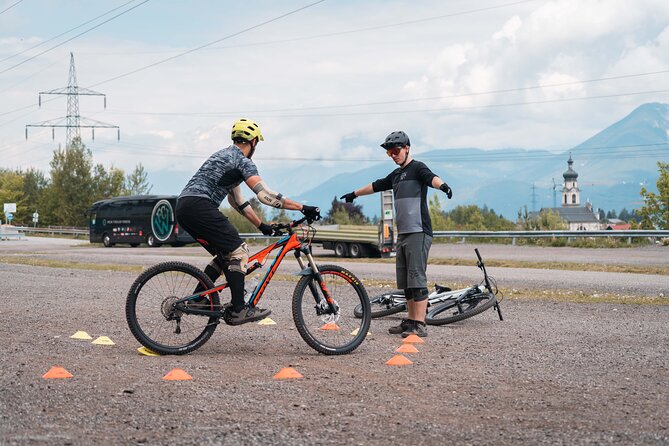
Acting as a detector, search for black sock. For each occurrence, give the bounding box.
[224,270,246,312]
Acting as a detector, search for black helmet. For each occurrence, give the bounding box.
[380,130,410,149]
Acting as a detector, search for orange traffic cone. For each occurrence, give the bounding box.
[319,322,340,331]
[402,334,425,344]
[273,367,304,380]
[43,366,74,379]
[386,355,413,366]
[395,344,419,354]
[162,368,193,381]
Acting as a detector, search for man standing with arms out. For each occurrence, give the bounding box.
[340,130,452,337]
[176,118,321,325]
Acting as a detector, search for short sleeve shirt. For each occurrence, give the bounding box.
[371,160,437,236]
[179,145,259,206]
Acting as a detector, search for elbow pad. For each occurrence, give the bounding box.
[252,181,286,208]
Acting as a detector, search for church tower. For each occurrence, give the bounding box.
[562,154,580,207]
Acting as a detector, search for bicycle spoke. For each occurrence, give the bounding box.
[293,265,371,355]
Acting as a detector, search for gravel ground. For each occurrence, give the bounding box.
[0,239,668,445]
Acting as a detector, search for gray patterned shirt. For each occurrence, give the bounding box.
[179,145,259,206]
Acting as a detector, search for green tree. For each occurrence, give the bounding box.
[517,206,567,230]
[324,196,369,225]
[638,161,669,229]
[22,168,48,224]
[428,194,453,230]
[93,164,125,199]
[448,205,485,230]
[0,169,26,224]
[125,163,153,195]
[42,138,95,226]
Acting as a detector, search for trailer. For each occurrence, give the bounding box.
[313,191,396,258]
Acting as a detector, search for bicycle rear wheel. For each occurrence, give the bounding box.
[353,290,406,318]
[293,265,371,355]
[425,290,497,326]
[126,261,221,355]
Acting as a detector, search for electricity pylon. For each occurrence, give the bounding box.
[26,52,119,149]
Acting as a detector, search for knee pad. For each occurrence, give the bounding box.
[208,257,225,275]
[406,287,429,302]
[222,243,249,274]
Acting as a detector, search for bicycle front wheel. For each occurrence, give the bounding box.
[353,290,406,318]
[425,291,497,326]
[293,265,371,355]
[126,261,221,355]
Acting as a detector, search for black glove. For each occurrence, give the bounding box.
[340,192,357,203]
[301,205,321,222]
[258,222,274,236]
[440,183,453,199]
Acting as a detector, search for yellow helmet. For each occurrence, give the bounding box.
[231,118,264,142]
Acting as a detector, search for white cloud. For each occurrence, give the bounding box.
[1,0,669,191]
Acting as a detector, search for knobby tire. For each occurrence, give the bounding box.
[353,290,407,318]
[292,265,371,355]
[425,291,497,325]
[126,261,221,355]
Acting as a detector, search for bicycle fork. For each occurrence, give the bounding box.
[294,247,338,316]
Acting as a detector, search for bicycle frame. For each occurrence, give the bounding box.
[174,220,336,316]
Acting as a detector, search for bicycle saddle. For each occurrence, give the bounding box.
[434,284,452,293]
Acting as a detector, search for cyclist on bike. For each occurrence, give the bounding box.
[340,130,452,337]
[176,118,320,325]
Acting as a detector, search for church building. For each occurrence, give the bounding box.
[541,155,603,231]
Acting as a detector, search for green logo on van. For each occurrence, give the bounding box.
[151,200,174,242]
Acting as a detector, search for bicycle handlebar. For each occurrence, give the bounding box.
[270,216,309,235]
[475,248,482,262]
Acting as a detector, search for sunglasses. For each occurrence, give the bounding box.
[385,146,405,156]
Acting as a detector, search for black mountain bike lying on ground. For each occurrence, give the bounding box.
[354,248,503,325]
[126,216,371,356]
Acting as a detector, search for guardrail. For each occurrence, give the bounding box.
[10,226,669,245]
[18,226,88,236]
[432,229,669,245]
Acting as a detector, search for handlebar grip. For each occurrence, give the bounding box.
[475,248,482,262]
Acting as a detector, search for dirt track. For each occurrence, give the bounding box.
[0,239,668,445]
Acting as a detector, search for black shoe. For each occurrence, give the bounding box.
[401,320,427,338]
[223,305,271,326]
[389,318,413,334]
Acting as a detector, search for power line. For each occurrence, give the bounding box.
[0,0,150,75]
[99,70,669,117]
[87,0,328,89]
[0,0,23,16]
[78,0,537,57]
[98,88,669,119]
[0,0,138,64]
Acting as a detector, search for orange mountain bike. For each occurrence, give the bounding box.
[125,216,371,355]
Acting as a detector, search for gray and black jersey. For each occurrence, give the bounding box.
[372,160,437,236]
[179,145,258,206]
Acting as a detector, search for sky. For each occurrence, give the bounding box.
[1,0,669,192]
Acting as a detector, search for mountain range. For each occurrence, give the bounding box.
[149,102,668,220]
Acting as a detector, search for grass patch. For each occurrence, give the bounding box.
[502,287,667,305]
[0,255,143,273]
[316,256,669,276]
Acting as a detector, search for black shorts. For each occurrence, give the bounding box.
[176,196,243,256]
[395,232,432,289]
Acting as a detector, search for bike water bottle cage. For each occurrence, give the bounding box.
[252,181,285,208]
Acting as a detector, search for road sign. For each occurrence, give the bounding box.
[7,213,13,222]
[3,203,16,213]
